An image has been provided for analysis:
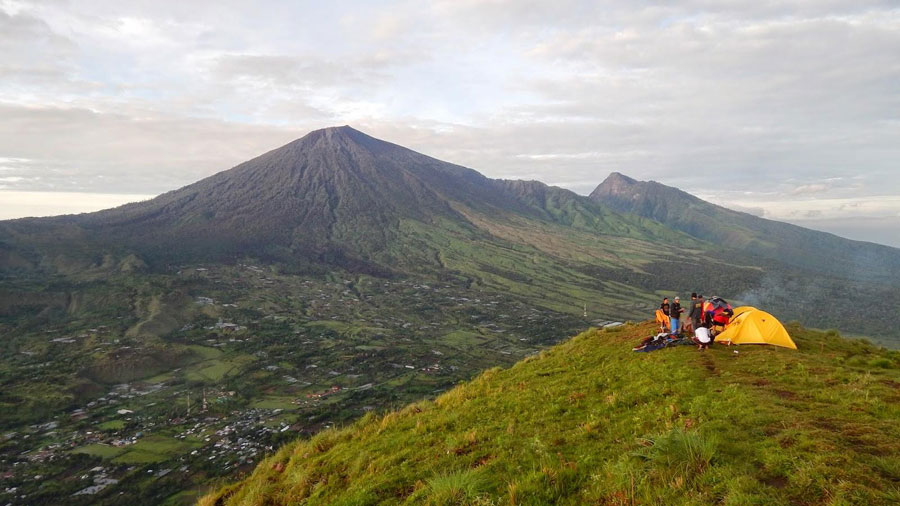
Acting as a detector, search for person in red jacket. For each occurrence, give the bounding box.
[711,305,733,338]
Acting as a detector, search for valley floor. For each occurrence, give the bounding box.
[0,265,589,505]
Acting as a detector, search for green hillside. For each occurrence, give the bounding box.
[202,322,900,505]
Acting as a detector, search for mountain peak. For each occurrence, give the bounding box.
[295,124,372,144]
[590,172,639,198]
[605,171,638,185]
[306,124,361,138]
[321,124,356,132]
[280,125,404,157]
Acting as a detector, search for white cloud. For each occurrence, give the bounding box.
[790,184,829,195]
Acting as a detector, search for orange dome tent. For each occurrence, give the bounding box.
[715,307,797,349]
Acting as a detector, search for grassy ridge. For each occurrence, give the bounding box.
[202,322,900,505]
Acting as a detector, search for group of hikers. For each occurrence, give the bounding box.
[635,293,734,352]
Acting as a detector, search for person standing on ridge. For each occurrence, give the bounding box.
[702,296,714,328]
[690,294,704,334]
[684,293,697,333]
[658,297,671,333]
[670,296,684,336]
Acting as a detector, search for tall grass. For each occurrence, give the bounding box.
[633,428,717,481]
[423,470,486,505]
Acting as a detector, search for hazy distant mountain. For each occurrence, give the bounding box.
[591,172,900,283]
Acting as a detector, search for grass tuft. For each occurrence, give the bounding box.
[422,469,487,505]
[633,427,717,482]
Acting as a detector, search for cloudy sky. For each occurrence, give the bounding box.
[1,0,898,246]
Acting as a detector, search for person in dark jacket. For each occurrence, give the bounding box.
[689,294,704,333]
[684,293,697,333]
[670,296,684,335]
[660,297,670,317]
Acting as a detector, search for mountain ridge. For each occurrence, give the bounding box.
[2,126,899,339]
[590,172,900,282]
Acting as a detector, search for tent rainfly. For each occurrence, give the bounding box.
[730,306,755,318]
[715,307,797,349]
